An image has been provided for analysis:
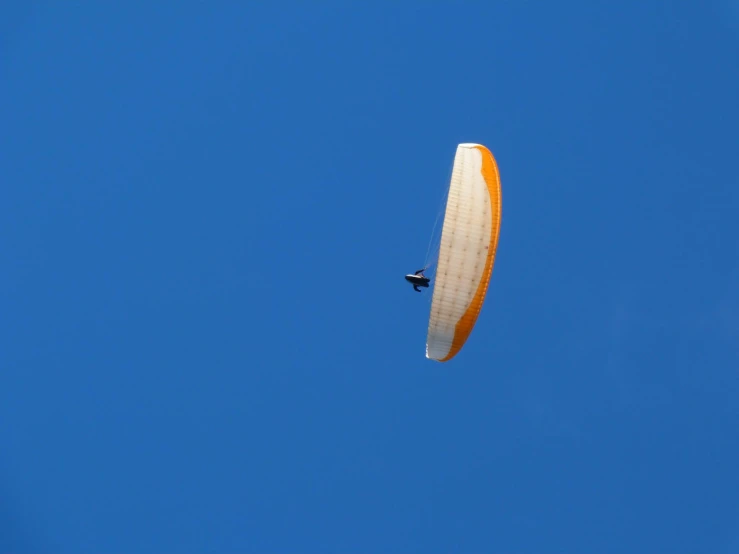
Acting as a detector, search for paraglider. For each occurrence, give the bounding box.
[408,143,502,362]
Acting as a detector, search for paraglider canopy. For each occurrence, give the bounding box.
[425,143,502,362]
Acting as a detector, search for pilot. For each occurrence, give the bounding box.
[405,269,431,292]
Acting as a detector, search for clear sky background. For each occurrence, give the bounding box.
[2,2,738,553]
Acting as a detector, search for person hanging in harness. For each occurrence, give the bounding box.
[405,268,431,292]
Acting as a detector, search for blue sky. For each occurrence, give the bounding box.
[2,2,738,553]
